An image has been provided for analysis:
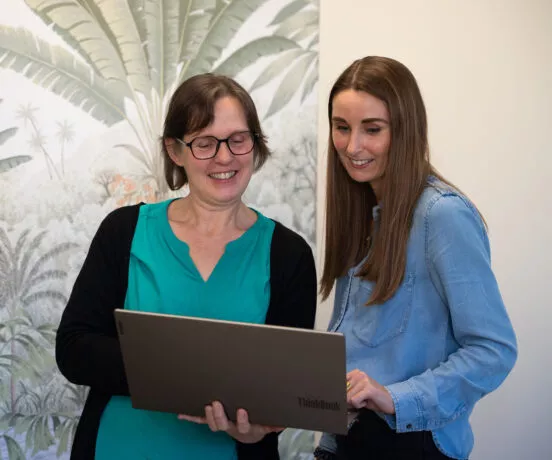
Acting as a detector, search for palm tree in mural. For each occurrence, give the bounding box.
[0,0,319,197]
[0,99,32,175]
[16,103,62,181]
[0,315,58,458]
[0,374,89,458]
[0,312,61,459]
[52,383,88,456]
[0,226,77,458]
[56,120,76,176]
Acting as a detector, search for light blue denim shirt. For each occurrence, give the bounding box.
[319,177,517,460]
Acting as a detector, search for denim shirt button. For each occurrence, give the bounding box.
[406,424,413,430]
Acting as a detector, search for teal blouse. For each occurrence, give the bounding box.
[95,199,275,459]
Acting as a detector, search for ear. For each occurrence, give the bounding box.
[164,138,185,167]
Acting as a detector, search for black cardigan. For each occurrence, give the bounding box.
[56,204,317,460]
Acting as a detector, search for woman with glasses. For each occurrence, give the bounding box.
[56,74,317,460]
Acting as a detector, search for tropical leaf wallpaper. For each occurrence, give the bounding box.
[0,0,318,458]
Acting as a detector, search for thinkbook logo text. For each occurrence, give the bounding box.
[298,397,340,411]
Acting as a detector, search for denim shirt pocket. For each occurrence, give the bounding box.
[352,272,415,347]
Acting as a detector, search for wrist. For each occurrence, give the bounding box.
[382,386,396,414]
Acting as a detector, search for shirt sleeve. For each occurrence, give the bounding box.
[55,206,138,395]
[278,237,317,329]
[265,223,317,329]
[384,194,517,432]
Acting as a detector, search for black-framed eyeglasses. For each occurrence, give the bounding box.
[175,130,257,160]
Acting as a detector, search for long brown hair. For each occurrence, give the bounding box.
[321,56,453,305]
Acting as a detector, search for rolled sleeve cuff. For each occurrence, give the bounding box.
[385,380,424,433]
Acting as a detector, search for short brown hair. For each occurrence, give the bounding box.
[321,56,436,304]
[161,74,270,189]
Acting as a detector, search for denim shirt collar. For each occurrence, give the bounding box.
[372,204,381,222]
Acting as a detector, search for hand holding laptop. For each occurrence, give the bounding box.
[346,369,395,415]
[178,401,284,444]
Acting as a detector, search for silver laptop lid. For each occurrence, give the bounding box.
[115,309,348,435]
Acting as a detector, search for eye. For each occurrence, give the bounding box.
[195,137,216,149]
[230,131,252,145]
[230,136,245,144]
[365,127,382,134]
[333,124,349,133]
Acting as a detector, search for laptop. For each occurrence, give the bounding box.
[114,309,348,435]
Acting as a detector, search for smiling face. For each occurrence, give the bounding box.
[165,96,254,207]
[331,89,391,200]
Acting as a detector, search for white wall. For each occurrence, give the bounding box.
[316,1,551,459]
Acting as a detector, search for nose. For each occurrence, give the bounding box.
[215,141,233,163]
[346,131,362,155]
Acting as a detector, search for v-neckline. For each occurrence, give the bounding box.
[162,199,261,284]
[188,247,223,283]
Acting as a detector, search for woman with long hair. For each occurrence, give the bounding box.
[314,56,517,460]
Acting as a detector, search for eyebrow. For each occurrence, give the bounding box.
[331,116,389,124]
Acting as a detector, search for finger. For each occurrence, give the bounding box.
[269,426,285,433]
[204,405,219,432]
[347,378,361,394]
[212,401,230,431]
[347,376,370,404]
[349,397,368,410]
[346,370,365,390]
[349,387,372,409]
[364,400,379,411]
[253,423,283,434]
[346,376,366,399]
[349,370,369,381]
[236,408,251,434]
[178,414,207,424]
[346,369,362,381]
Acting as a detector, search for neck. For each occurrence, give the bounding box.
[172,195,252,236]
[370,181,382,204]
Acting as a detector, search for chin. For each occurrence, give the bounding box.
[210,189,245,205]
[346,168,377,184]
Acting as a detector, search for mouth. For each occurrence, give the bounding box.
[348,158,374,168]
[208,171,237,180]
